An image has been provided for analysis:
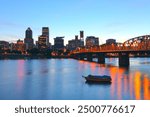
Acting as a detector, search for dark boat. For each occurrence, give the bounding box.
[83,75,111,83]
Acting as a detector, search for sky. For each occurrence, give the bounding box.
[0,0,150,45]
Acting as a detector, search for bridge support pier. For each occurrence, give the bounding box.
[78,54,84,60]
[119,53,129,67]
[87,53,93,62]
[98,53,105,64]
[72,54,78,60]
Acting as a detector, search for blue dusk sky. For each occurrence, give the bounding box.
[0,0,150,45]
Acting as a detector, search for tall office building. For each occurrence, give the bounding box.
[80,31,84,46]
[86,36,99,47]
[24,27,34,50]
[106,39,116,44]
[16,39,26,52]
[38,35,48,50]
[0,41,9,50]
[10,39,25,52]
[67,35,84,50]
[54,37,64,50]
[75,35,78,40]
[25,27,32,38]
[42,27,49,46]
[80,31,84,40]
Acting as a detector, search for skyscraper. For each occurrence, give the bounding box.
[67,35,84,50]
[25,27,32,39]
[106,39,116,44]
[42,27,49,46]
[80,31,84,40]
[86,36,99,47]
[38,35,47,50]
[80,31,84,46]
[54,37,64,50]
[24,27,34,50]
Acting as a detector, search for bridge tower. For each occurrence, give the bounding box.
[87,53,93,62]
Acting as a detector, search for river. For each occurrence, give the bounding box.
[0,58,150,100]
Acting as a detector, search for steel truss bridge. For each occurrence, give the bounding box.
[71,35,150,67]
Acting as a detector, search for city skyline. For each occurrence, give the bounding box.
[0,0,150,45]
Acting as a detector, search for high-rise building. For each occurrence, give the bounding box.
[106,39,116,44]
[24,27,34,50]
[80,31,84,39]
[0,41,9,50]
[54,37,64,50]
[38,35,48,50]
[75,35,78,40]
[86,36,99,47]
[10,39,25,53]
[16,39,25,52]
[25,27,32,38]
[67,35,84,50]
[42,27,49,46]
[80,31,84,46]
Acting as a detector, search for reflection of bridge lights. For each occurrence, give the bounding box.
[134,72,141,100]
[143,77,149,99]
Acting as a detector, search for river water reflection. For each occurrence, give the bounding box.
[0,58,150,100]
